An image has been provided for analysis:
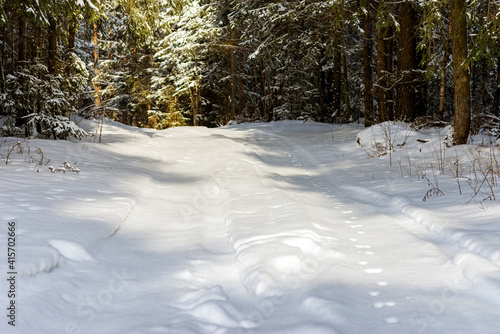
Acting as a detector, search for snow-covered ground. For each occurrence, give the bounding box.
[1,119,500,333]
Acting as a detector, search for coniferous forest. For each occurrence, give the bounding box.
[0,0,499,145]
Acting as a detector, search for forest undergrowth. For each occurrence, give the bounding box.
[358,119,500,207]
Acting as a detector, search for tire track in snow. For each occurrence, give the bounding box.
[224,126,373,330]
[144,131,252,332]
[202,129,355,331]
[81,130,252,334]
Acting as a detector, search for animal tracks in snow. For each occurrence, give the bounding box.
[365,268,384,274]
[343,211,401,326]
[5,120,499,333]
[248,135,406,328]
[385,317,400,324]
[374,301,397,309]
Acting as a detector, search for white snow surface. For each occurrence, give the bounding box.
[2,119,500,333]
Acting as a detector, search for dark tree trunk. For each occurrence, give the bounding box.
[386,26,394,121]
[470,59,488,134]
[18,15,27,68]
[493,56,500,117]
[1,25,6,97]
[66,18,78,77]
[318,62,324,120]
[341,45,351,121]
[439,26,451,120]
[266,69,273,122]
[93,21,101,106]
[238,51,245,116]
[376,25,387,122]
[68,18,78,52]
[48,17,57,74]
[259,59,266,120]
[0,24,5,118]
[230,49,235,121]
[332,45,342,120]
[363,0,374,127]
[34,25,42,61]
[451,0,471,145]
[397,1,417,121]
[191,85,199,126]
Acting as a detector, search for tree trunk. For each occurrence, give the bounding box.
[93,22,101,106]
[66,18,78,77]
[386,26,394,121]
[439,26,452,120]
[376,25,387,122]
[341,45,351,122]
[18,15,27,68]
[397,1,417,121]
[238,51,245,116]
[318,62,324,120]
[0,24,5,117]
[68,17,77,52]
[259,59,266,120]
[191,86,198,126]
[230,49,235,122]
[332,45,342,121]
[0,52,3,114]
[471,59,488,134]
[48,17,57,74]
[252,63,259,117]
[493,56,500,117]
[363,0,374,127]
[1,25,6,97]
[34,25,42,61]
[266,69,273,122]
[147,73,151,113]
[451,0,471,145]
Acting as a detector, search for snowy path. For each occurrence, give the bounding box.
[2,120,500,333]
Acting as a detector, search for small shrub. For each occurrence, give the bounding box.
[49,161,80,173]
[25,114,87,140]
[0,139,51,167]
[418,168,444,202]
[1,139,30,165]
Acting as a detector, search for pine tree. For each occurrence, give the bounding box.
[362,0,374,127]
[2,0,500,135]
[397,1,417,122]
[450,0,471,145]
[0,0,99,139]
